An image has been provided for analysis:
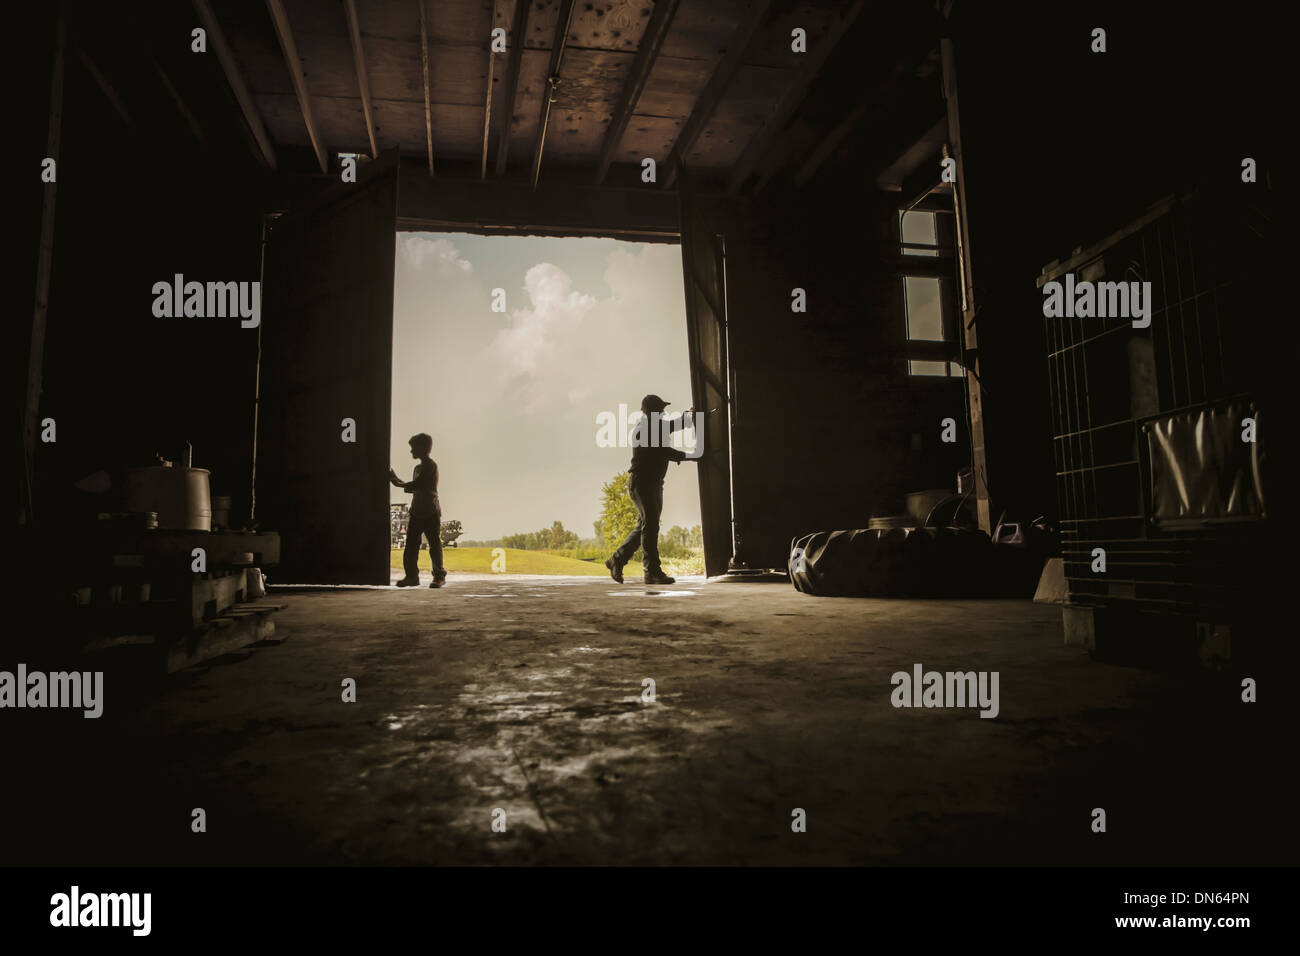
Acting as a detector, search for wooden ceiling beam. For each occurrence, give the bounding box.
[791,102,866,190]
[152,58,207,145]
[417,0,434,175]
[71,38,135,129]
[192,0,276,169]
[529,0,579,189]
[728,0,865,196]
[25,3,66,527]
[479,0,500,179]
[265,0,327,173]
[343,0,377,159]
[789,57,913,191]
[493,0,529,177]
[874,115,949,192]
[662,0,774,189]
[592,0,681,185]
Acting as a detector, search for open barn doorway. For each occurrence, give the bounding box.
[258,159,733,585]
[388,231,704,584]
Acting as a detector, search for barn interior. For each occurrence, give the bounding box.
[13,0,1287,866]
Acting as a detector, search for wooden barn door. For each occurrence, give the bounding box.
[257,153,398,584]
[678,175,735,576]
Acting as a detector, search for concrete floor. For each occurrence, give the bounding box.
[10,574,1290,866]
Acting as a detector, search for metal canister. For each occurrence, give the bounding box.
[122,465,212,531]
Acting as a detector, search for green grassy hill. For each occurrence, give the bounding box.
[391,547,642,577]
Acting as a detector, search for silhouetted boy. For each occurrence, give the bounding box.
[390,433,446,588]
[607,394,697,585]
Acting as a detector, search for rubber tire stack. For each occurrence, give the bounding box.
[788,527,993,597]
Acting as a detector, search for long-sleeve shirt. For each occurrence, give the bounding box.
[628,413,691,483]
[400,457,441,518]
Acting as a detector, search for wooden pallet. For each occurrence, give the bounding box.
[165,603,285,673]
[79,602,286,674]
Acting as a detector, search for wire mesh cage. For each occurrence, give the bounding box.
[1038,189,1269,631]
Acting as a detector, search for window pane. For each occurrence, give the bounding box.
[904,276,943,340]
[908,360,949,377]
[900,210,938,256]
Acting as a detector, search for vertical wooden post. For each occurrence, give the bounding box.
[941,37,991,533]
[23,2,65,526]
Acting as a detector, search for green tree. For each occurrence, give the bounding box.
[658,527,688,558]
[548,520,578,549]
[599,472,638,552]
[501,530,537,550]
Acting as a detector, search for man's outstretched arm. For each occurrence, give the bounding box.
[666,408,697,434]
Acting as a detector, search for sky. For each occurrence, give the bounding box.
[390,232,701,542]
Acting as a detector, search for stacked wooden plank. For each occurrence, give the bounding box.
[70,529,285,673]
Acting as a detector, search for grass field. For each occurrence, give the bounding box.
[391,547,643,577]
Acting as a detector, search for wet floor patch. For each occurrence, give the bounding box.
[606,590,698,597]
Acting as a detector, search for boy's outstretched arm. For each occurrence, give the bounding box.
[395,462,437,492]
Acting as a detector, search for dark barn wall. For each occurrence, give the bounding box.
[718,189,966,569]
[33,64,265,531]
[948,2,1283,526]
[257,163,398,585]
[704,1,1284,573]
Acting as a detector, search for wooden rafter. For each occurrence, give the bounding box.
[480,0,498,179]
[192,0,276,169]
[662,0,774,189]
[728,0,865,195]
[529,0,579,189]
[793,57,911,191]
[343,0,377,158]
[266,0,327,173]
[593,0,681,185]
[71,39,134,129]
[25,2,65,526]
[152,58,206,145]
[417,0,434,175]
[493,0,529,176]
[792,102,865,189]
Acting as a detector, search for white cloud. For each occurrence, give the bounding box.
[602,243,680,303]
[488,263,596,412]
[479,247,692,419]
[400,236,473,273]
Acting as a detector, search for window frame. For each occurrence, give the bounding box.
[898,206,963,379]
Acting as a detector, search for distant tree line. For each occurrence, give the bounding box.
[456,473,702,562]
[501,520,579,551]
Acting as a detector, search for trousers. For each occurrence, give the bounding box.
[613,477,663,573]
[404,513,445,580]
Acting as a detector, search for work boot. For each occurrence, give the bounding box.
[605,557,624,584]
[395,577,420,587]
[644,570,675,585]
[429,573,446,589]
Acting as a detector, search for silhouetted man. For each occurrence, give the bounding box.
[390,433,446,588]
[607,395,697,585]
